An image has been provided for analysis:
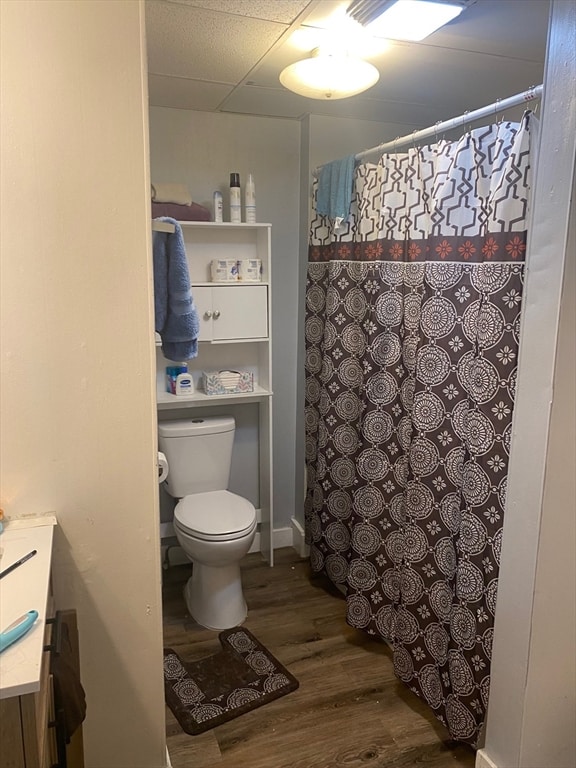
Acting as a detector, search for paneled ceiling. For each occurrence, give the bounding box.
[146,0,549,127]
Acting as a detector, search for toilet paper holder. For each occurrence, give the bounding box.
[158,452,169,484]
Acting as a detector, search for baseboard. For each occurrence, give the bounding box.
[248,527,293,554]
[166,746,173,768]
[475,749,499,768]
[272,526,294,549]
[291,517,309,558]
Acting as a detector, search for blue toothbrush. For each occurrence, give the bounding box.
[0,610,38,653]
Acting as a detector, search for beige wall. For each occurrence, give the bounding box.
[0,2,166,766]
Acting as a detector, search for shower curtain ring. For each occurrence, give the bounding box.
[527,86,539,116]
[434,120,441,143]
[494,97,502,124]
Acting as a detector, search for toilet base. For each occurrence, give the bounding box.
[184,561,248,631]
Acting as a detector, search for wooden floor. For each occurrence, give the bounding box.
[163,548,476,768]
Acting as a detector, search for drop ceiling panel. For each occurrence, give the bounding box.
[145,0,549,120]
[148,74,234,111]
[146,0,288,81]
[221,84,446,126]
[301,0,357,28]
[161,0,313,23]
[301,0,548,62]
[246,40,543,111]
[355,43,544,111]
[218,86,322,119]
[424,0,549,60]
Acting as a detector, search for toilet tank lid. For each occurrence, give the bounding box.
[158,416,235,438]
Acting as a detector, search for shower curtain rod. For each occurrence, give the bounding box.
[317,84,543,172]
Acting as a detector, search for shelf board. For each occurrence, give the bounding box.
[191,282,269,287]
[207,337,269,345]
[178,221,271,229]
[157,385,272,410]
[152,220,176,233]
[155,337,269,346]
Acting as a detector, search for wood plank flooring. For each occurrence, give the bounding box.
[162,548,476,768]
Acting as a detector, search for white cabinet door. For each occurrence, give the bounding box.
[194,287,215,342]
[213,286,268,340]
[193,285,268,341]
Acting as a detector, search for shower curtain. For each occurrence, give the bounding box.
[304,114,535,746]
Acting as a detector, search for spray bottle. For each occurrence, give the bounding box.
[245,173,256,223]
[229,173,241,223]
[213,191,223,222]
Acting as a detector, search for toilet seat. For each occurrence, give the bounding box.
[174,490,256,541]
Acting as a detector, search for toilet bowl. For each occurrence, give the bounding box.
[173,490,257,630]
[158,416,257,631]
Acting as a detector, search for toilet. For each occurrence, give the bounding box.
[158,416,257,630]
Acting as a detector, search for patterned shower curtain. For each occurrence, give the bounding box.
[304,115,535,746]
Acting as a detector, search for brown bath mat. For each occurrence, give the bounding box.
[163,628,299,735]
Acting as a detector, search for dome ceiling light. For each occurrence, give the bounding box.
[279,48,380,100]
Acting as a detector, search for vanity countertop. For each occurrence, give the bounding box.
[0,516,56,699]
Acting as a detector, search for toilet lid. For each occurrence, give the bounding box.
[174,491,256,538]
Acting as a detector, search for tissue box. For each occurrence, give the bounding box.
[203,370,254,395]
[238,259,262,282]
[211,259,239,281]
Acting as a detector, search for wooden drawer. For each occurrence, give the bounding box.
[0,614,54,768]
[0,609,84,768]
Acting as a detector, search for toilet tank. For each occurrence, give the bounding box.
[158,416,235,497]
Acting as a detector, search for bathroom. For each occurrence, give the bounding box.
[0,2,574,768]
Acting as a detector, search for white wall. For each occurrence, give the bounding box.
[149,108,300,531]
[478,2,576,767]
[0,2,166,767]
[307,113,419,170]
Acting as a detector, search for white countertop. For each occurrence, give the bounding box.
[0,516,56,699]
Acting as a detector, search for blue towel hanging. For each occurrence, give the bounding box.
[153,217,199,361]
[316,154,355,223]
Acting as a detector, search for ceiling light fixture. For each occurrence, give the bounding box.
[347,0,466,41]
[279,48,379,100]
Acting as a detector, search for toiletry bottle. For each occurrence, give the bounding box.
[213,191,223,222]
[165,365,177,393]
[166,364,187,393]
[229,173,241,223]
[245,173,256,223]
[175,372,194,396]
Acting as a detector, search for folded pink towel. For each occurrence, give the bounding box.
[152,201,210,222]
[151,182,192,205]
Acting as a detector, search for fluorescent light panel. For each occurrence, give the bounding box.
[351,0,464,41]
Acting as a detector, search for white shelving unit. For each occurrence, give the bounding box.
[155,222,273,564]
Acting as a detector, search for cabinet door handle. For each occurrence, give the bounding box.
[204,310,213,319]
[213,310,221,319]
